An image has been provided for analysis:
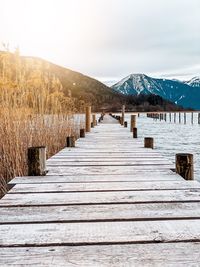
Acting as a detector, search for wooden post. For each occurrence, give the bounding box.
[174,112,176,123]
[144,137,154,149]
[179,112,181,123]
[124,121,127,128]
[169,113,171,122]
[130,115,136,132]
[66,136,75,147]
[85,106,91,132]
[191,112,194,124]
[91,122,94,128]
[133,127,137,138]
[121,105,125,125]
[28,146,46,176]
[184,113,186,124]
[80,128,85,138]
[92,114,96,126]
[176,153,194,180]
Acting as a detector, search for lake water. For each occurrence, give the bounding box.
[124,112,200,181]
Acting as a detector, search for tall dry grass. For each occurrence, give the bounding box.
[0,50,85,197]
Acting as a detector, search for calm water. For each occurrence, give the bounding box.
[124,113,200,181]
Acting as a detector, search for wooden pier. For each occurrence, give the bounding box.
[1,114,200,266]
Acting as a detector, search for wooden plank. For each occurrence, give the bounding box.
[1,219,200,246]
[1,243,200,266]
[9,173,183,185]
[1,189,200,206]
[8,181,200,194]
[50,154,164,159]
[46,160,172,166]
[47,165,174,176]
[58,149,158,152]
[1,202,200,224]
[47,155,163,163]
[47,155,166,162]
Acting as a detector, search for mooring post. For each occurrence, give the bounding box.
[133,127,137,138]
[176,153,194,180]
[174,112,176,123]
[85,106,91,132]
[80,128,85,138]
[91,122,94,128]
[66,136,76,147]
[92,114,96,126]
[184,113,186,124]
[124,121,128,128]
[144,137,154,149]
[28,146,47,176]
[121,105,125,125]
[130,115,136,132]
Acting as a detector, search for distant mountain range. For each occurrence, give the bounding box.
[112,74,200,109]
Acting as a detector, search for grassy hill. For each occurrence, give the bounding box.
[22,56,123,111]
[0,51,184,112]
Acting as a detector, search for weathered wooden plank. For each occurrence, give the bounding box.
[1,219,200,246]
[53,151,162,154]
[47,165,174,176]
[1,243,200,266]
[58,149,158,152]
[50,155,164,159]
[8,181,200,194]
[1,202,200,224]
[1,189,200,206]
[9,173,183,185]
[46,160,172,166]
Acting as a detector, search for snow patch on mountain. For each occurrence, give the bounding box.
[111,73,200,109]
[185,77,200,87]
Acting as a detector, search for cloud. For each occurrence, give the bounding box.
[1,0,200,81]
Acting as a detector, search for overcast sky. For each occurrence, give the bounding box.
[1,0,200,84]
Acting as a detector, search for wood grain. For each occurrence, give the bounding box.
[9,181,200,193]
[1,202,200,223]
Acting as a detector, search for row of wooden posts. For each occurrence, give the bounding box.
[27,106,194,183]
[116,106,194,181]
[147,112,200,124]
[27,106,100,177]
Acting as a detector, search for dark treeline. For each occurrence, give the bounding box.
[108,94,186,112]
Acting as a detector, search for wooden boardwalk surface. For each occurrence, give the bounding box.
[1,114,200,266]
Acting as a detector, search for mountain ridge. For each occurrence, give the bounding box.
[112,74,200,109]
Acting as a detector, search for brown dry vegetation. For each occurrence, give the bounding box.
[0,49,85,197]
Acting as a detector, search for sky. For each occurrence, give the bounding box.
[0,0,200,84]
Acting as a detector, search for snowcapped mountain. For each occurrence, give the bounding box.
[112,74,200,109]
[184,77,200,87]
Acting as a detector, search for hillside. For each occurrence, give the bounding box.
[0,51,184,112]
[112,74,200,109]
[23,56,123,110]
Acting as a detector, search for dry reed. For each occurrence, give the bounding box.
[0,50,85,197]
